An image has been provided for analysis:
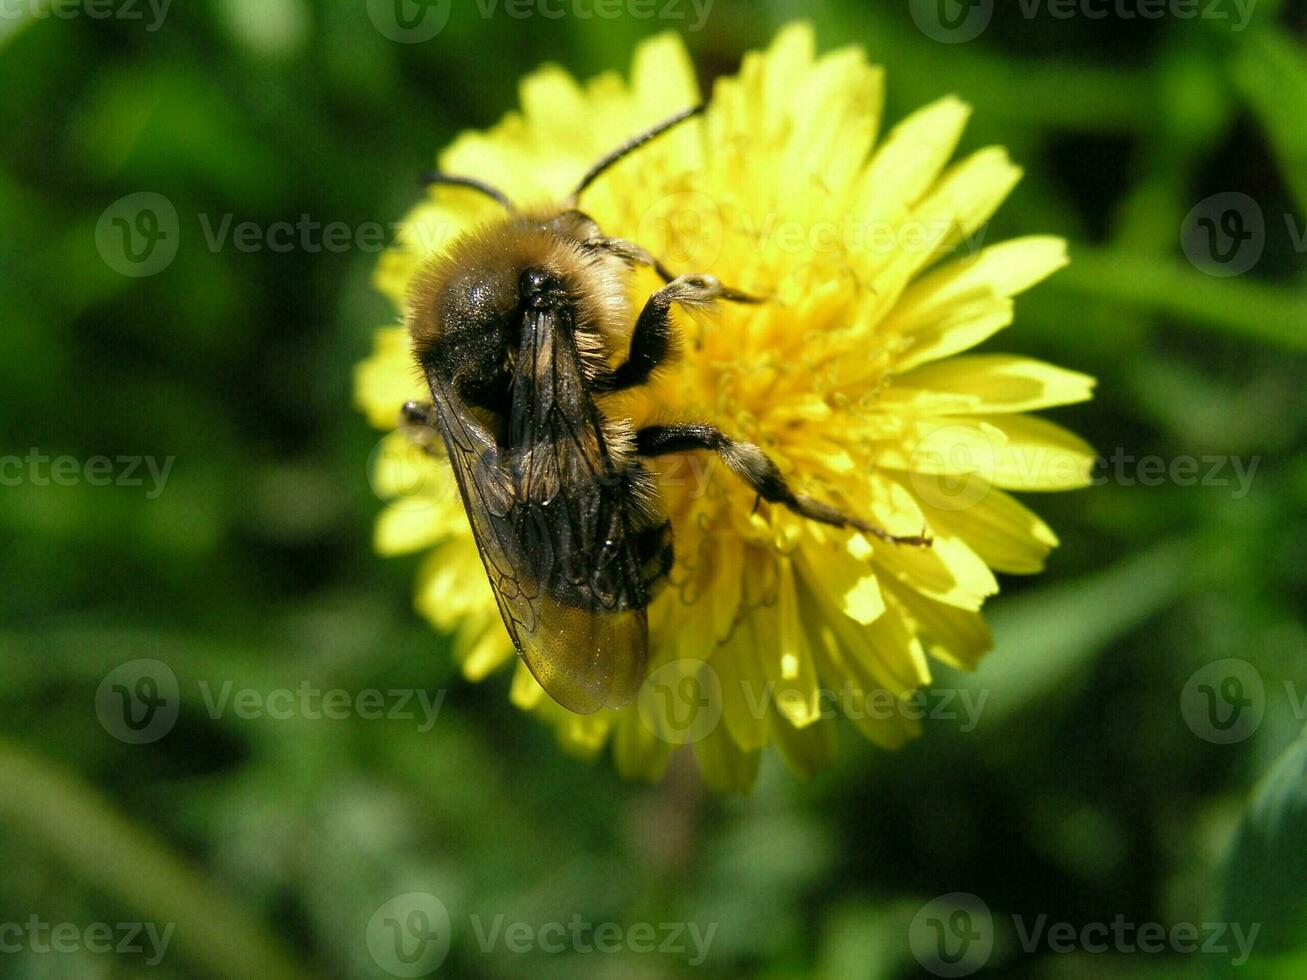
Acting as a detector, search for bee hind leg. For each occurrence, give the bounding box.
[634,423,931,547]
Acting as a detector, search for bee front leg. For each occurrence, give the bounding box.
[595,274,762,393]
[401,401,437,427]
[583,237,765,303]
[581,236,678,283]
[634,423,931,547]
[399,401,445,455]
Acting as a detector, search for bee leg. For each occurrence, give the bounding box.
[634,423,932,547]
[583,238,764,302]
[398,401,445,455]
[401,400,437,427]
[596,274,762,392]
[581,236,678,282]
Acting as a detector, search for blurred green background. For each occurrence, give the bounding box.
[2,0,1306,976]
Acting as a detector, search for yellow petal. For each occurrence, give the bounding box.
[751,561,823,728]
[353,328,423,429]
[612,710,675,783]
[871,530,999,612]
[693,726,761,794]
[713,621,769,752]
[555,711,613,760]
[781,47,882,204]
[980,414,1097,491]
[456,621,515,682]
[888,236,1069,330]
[632,31,701,118]
[374,499,447,556]
[795,536,885,626]
[772,710,837,780]
[886,288,1014,373]
[520,65,590,147]
[912,482,1060,575]
[890,355,1097,414]
[854,95,972,226]
[887,580,993,670]
[509,660,544,710]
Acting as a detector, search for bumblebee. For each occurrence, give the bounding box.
[402,106,928,715]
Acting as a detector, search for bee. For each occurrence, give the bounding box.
[402,105,929,715]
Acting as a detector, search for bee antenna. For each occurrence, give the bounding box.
[569,104,705,205]
[421,172,515,212]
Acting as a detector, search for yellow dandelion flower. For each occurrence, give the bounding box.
[353,23,1095,792]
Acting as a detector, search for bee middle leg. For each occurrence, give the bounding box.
[635,423,931,547]
[595,274,761,393]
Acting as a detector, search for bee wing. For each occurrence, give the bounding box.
[426,363,648,715]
